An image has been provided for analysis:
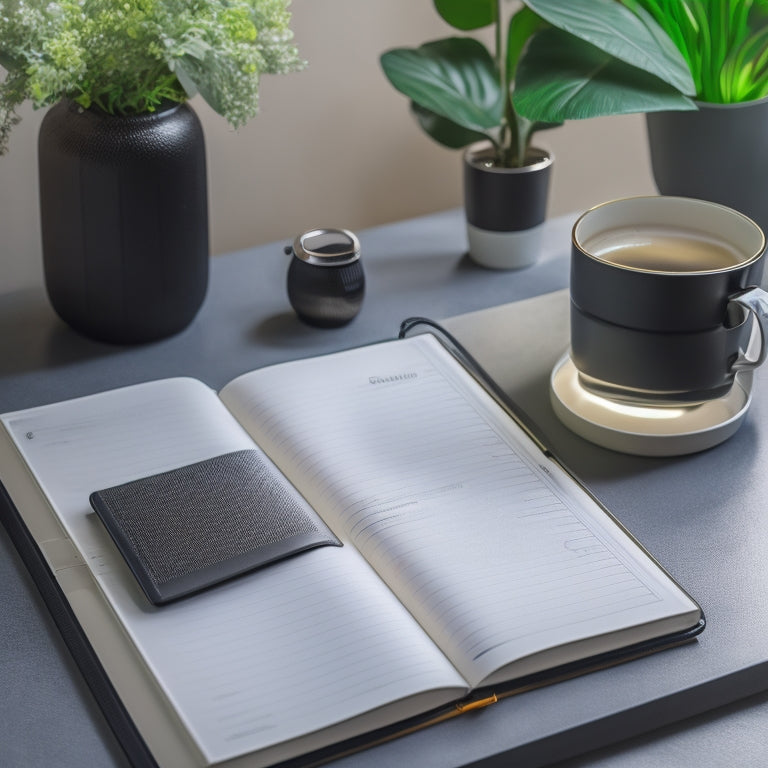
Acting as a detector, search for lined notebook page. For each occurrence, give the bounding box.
[2,378,467,765]
[221,335,700,688]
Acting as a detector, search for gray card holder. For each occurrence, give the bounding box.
[89,449,341,605]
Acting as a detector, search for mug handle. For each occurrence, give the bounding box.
[730,286,768,371]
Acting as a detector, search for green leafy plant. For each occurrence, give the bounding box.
[0,0,305,153]
[622,0,768,102]
[380,0,696,168]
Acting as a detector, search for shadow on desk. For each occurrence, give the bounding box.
[250,311,349,350]
[502,369,730,484]
[0,288,123,375]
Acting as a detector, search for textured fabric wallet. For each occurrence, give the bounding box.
[89,449,341,605]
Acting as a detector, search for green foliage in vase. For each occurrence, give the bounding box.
[622,0,768,103]
[0,0,305,153]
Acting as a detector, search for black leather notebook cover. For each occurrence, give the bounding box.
[89,449,341,605]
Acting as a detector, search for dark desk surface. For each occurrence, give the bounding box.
[1,210,767,768]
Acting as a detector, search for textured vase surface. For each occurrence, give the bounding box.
[38,100,209,344]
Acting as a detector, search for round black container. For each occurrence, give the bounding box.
[286,229,365,327]
[38,99,209,344]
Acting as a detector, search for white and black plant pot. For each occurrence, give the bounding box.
[38,99,209,344]
[463,141,552,270]
[646,96,768,237]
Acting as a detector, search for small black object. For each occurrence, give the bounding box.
[286,228,365,327]
[90,449,341,605]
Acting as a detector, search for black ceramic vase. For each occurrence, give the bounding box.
[38,100,209,344]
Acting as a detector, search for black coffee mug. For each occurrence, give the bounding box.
[570,197,768,401]
[286,228,365,328]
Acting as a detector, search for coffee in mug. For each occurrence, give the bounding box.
[585,226,744,272]
[569,196,768,402]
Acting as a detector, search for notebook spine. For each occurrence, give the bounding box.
[0,481,158,768]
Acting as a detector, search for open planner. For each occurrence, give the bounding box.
[0,331,703,768]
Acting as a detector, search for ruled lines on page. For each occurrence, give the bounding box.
[3,377,467,763]
[3,378,256,573]
[106,544,467,764]
[222,336,695,688]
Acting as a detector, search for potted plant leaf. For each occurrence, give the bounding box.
[0,0,304,344]
[380,0,696,269]
[623,0,768,236]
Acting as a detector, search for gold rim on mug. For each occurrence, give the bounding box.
[572,196,766,275]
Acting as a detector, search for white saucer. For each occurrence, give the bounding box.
[549,353,753,456]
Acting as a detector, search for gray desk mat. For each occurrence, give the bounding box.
[333,289,768,767]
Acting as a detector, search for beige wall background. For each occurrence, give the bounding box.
[0,0,657,295]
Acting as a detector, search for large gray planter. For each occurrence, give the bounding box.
[646,96,768,235]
